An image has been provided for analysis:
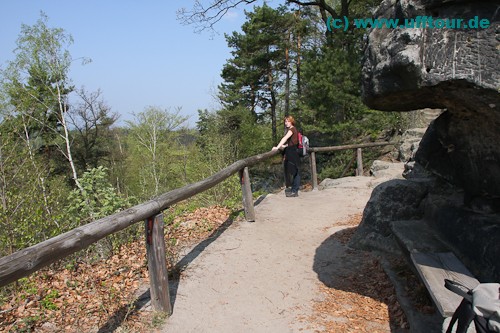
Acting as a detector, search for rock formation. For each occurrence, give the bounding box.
[354,0,500,283]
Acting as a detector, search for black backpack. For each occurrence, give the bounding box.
[445,279,500,333]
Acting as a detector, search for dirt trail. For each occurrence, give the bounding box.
[155,176,392,333]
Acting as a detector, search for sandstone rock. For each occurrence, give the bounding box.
[362,0,499,112]
[369,160,405,178]
[358,0,500,282]
[398,127,427,162]
[349,179,429,252]
[361,0,500,201]
[416,108,500,202]
[424,191,500,281]
[403,160,434,179]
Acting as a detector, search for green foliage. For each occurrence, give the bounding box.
[198,107,271,160]
[220,4,310,142]
[220,5,290,113]
[40,289,60,310]
[2,12,75,153]
[0,3,421,291]
[0,121,71,256]
[64,166,136,259]
[300,45,367,132]
[124,106,189,200]
[10,315,42,333]
[316,150,354,180]
[70,88,119,173]
[66,166,131,226]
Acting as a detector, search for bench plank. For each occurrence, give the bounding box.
[411,252,480,317]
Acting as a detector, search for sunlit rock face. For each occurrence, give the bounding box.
[357,0,500,281]
[362,0,499,112]
[362,0,499,202]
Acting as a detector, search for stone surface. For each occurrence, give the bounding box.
[349,178,429,253]
[398,127,427,162]
[370,160,406,178]
[424,192,500,281]
[358,0,500,283]
[362,0,499,112]
[416,108,500,203]
[361,0,500,202]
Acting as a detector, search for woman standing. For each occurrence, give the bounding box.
[272,116,300,197]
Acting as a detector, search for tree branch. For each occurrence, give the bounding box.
[177,0,258,33]
[178,0,343,33]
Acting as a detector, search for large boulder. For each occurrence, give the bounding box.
[356,0,500,281]
[416,109,500,209]
[349,178,429,253]
[362,0,500,203]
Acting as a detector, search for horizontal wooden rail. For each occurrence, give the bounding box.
[308,141,395,190]
[0,150,279,288]
[0,141,395,291]
[309,141,394,153]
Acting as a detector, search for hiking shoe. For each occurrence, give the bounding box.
[286,191,298,197]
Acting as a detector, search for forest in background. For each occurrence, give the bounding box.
[0,2,417,276]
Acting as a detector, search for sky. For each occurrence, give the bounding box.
[0,1,281,128]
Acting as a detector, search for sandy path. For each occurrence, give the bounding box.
[156,177,380,333]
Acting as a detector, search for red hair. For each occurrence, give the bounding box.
[284,116,295,126]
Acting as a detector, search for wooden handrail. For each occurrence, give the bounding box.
[308,141,395,190]
[309,141,394,152]
[0,141,394,296]
[0,150,279,288]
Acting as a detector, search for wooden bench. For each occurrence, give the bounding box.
[411,252,480,317]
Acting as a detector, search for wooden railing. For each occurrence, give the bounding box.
[0,141,393,313]
[308,141,395,190]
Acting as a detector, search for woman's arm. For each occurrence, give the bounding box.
[272,129,293,151]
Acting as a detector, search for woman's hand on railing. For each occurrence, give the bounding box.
[272,144,287,151]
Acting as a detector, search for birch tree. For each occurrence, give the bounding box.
[126,106,187,198]
[2,12,86,193]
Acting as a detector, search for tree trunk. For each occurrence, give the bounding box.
[56,84,83,194]
[285,36,290,117]
[296,23,302,100]
[269,72,277,144]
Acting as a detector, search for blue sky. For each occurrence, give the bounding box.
[0,1,282,127]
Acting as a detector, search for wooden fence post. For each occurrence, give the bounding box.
[239,167,256,222]
[310,151,318,190]
[145,214,172,314]
[356,148,363,176]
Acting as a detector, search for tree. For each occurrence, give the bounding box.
[125,106,188,198]
[197,107,270,160]
[195,107,270,206]
[1,12,87,192]
[301,46,366,130]
[220,5,303,143]
[68,87,119,172]
[0,117,70,255]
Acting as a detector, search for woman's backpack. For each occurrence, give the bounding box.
[297,132,309,157]
[445,279,500,333]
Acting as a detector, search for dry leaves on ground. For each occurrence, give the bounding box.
[301,213,410,333]
[0,205,232,333]
[1,208,422,333]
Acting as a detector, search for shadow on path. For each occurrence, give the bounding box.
[313,227,408,332]
[97,195,269,332]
